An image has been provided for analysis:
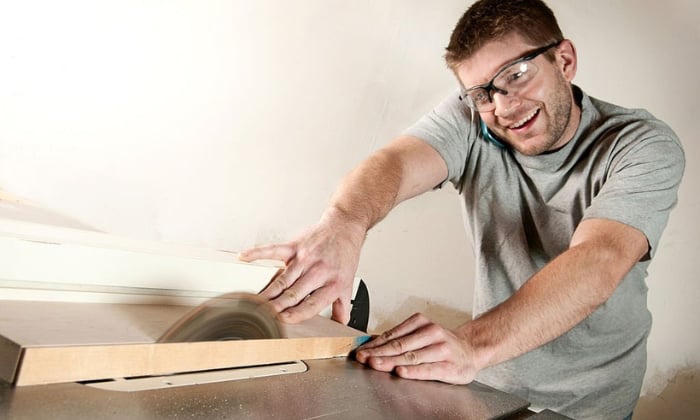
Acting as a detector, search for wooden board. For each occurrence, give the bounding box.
[0,217,284,305]
[0,300,369,386]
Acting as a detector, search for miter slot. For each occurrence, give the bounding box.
[80,361,308,392]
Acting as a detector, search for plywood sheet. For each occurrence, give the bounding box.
[0,300,369,386]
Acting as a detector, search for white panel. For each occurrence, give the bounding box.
[0,217,281,304]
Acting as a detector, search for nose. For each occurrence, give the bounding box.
[492,91,521,117]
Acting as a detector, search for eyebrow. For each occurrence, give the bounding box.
[465,48,533,88]
[465,41,561,90]
[463,62,512,90]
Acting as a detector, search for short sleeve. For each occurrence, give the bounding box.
[583,131,685,260]
[402,90,479,188]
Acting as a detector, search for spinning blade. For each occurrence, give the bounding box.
[158,292,282,342]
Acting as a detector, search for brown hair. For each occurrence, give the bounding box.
[445,0,564,71]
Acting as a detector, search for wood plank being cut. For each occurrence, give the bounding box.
[0,300,369,386]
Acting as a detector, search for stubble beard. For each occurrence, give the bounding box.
[514,75,573,156]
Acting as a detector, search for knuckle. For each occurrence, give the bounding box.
[271,268,292,289]
[403,351,418,365]
[380,330,395,341]
[433,342,450,358]
[282,289,300,303]
[294,245,311,261]
[389,338,406,353]
[302,295,321,310]
[275,275,290,290]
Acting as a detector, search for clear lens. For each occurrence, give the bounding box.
[495,61,535,89]
[466,89,491,109]
[461,53,543,112]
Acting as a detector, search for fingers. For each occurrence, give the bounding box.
[354,314,475,384]
[262,263,350,324]
[260,264,315,319]
[258,261,305,300]
[238,226,360,325]
[239,242,320,316]
[277,284,344,323]
[395,361,461,382]
[331,292,352,325]
[357,313,432,352]
[238,243,296,264]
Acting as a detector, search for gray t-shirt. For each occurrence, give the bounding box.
[404,86,685,420]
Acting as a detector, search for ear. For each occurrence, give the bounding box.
[556,39,577,82]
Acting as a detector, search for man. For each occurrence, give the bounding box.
[240,0,685,418]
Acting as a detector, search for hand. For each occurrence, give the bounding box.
[239,211,366,324]
[354,313,478,384]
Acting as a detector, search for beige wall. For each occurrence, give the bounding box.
[0,1,697,416]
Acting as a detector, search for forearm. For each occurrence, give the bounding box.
[459,219,648,371]
[323,136,447,233]
[324,149,402,233]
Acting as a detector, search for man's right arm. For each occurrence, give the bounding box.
[239,135,448,324]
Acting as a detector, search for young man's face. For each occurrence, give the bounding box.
[456,33,580,156]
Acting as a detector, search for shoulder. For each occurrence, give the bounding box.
[579,90,684,167]
[584,92,679,144]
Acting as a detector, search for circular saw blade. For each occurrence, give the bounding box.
[158,292,283,342]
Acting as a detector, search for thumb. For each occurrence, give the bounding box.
[331,296,351,325]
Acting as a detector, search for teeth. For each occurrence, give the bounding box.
[509,109,539,129]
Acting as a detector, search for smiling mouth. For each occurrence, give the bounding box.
[508,108,540,130]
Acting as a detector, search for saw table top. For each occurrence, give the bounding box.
[0,357,536,420]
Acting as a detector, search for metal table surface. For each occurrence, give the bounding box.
[0,357,535,419]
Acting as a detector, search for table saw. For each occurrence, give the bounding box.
[0,197,569,419]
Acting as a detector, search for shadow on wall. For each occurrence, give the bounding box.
[372,296,472,333]
[635,365,699,419]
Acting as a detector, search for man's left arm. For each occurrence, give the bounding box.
[355,218,648,383]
